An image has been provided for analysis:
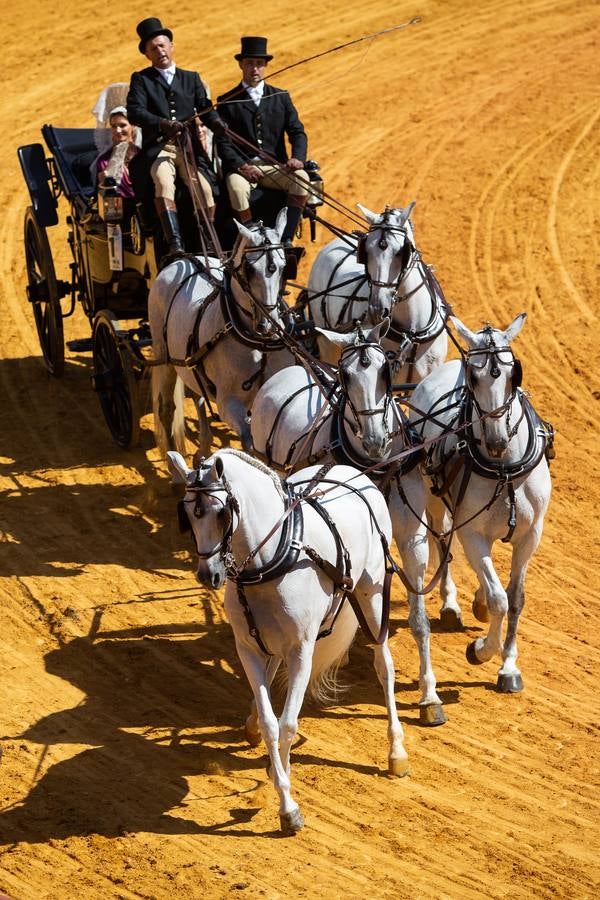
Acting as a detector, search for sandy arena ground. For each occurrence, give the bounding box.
[1,1,599,897]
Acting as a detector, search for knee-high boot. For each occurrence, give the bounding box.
[155,197,184,253]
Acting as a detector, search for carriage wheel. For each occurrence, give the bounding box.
[91,310,141,448]
[23,207,65,377]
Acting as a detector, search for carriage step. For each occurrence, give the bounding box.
[67,338,93,352]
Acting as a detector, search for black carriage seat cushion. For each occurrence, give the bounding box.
[41,125,99,199]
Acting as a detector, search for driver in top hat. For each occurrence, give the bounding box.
[127,17,229,253]
[216,36,310,247]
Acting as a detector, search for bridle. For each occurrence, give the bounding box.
[177,465,240,560]
[230,223,288,331]
[464,325,525,442]
[356,208,416,292]
[337,333,393,440]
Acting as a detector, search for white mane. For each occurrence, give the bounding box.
[217,448,287,501]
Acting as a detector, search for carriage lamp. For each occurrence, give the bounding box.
[304,160,324,208]
[98,178,123,223]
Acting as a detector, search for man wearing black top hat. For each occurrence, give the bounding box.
[127,17,228,253]
[216,36,310,247]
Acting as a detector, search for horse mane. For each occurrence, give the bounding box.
[217,448,287,501]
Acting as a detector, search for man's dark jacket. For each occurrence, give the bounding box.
[216,82,307,176]
[126,66,225,197]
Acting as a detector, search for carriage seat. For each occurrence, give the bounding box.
[41,125,100,199]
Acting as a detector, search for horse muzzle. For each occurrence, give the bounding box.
[196,557,226,590]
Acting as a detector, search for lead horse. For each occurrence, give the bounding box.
[409,313,553,691]
[149,212,294,457]
[168,448,410,835]
[308,203,449,382]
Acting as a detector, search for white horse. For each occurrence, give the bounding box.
[168,448,410,835]
[308,203,448,383]
[149,212,294,457]
[251,324,445,725]
[409,313,553,691]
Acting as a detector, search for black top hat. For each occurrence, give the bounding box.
[136,18,173,54]
[235,36,273,62]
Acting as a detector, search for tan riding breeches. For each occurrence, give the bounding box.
[150,142,214,207]
[226,164,310,212]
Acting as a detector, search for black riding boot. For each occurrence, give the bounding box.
[159,209,184,254]
[281,204,304,246]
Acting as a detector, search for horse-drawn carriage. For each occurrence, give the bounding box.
[17,123,324,448]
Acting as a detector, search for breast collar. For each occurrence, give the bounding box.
[459,391,551,481]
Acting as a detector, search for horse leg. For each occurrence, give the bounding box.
[245,656,281,747]
[390,481,445,725]
[278,645,313,778]
[194,395,213,458]
[354,577,409,775]
[152,363,178,455]
[372,640,410,776]
[497,527,542,693]
[219,395,253,451]
[235,644,303,835]
[461,533,507,665]
[428,496,461,629]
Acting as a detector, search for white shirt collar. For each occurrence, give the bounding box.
[155,64,176,83]
[243,79,265,105]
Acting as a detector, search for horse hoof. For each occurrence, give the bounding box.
[466,640,485,665]
[419,703,447,726]
[388,756,410,777]
[280,808,304,835]
[244,721,262,748]
[472,599,490,623]
[440,608,463,631]
[497,672,524,693]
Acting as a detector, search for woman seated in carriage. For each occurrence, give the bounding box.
[96,106,139,199]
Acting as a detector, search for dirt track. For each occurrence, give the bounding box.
[1,1,599,897]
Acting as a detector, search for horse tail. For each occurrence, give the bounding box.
[308,602,358,704]
[151,365,186,457]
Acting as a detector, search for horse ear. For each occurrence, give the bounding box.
[314,326,355,363]
[214,455,224,479]
[233,219,255,243]
[367,316,390,343]
[401,200,416,224]
[450,315,478,349]
[167,451,192,483]
[504,312,527,344]
[357,203,379,225]
[275,207,288,240]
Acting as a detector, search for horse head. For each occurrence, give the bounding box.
[231,209,289,336]
[356,201,416,323]
[168,450,236,589]
[453,312,527,458]
[315,318,393,459]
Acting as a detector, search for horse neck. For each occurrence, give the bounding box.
[392,259,433,330]
[225,457,287,567]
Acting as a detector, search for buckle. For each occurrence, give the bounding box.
[456,439,467,453]
[289,539,303,551]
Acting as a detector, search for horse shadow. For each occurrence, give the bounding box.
[0,624,285,844]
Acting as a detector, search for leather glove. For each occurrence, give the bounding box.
[160,118,184,139]
[238,163,262,183]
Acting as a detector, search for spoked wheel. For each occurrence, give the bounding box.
[24,206,64,376]
[91,310,141,448]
